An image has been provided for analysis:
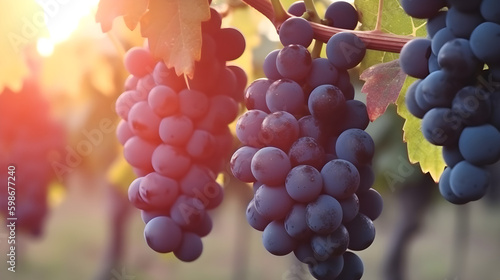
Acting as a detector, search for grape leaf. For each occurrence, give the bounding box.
[360,59,406,121]
[0,0,48,92]
[95,0,148,32]
[395,77,445,182]
[354,0,427,71]
[140,0,210,77]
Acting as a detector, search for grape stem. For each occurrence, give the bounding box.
[375,0,384,32]
[303,0,323,59]
[242,0,414,53]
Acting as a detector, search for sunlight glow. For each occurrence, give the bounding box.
[35,0,100,56]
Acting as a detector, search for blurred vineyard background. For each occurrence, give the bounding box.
[0,0,500,280]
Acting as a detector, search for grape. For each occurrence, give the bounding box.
[439,167,468,204]
[127,101,161,141]
[148,85,179,117]
[400,38,431,79]
[451,86,491,125]
[336,70,355,100]
[173,232,203,262]
[405,80,427,118]
[214,28,246,61]
[306,58,339,90]
[251,147,292,186]
[159,115,194,145]
[136,74,157,96]
[308,255,344,280]
[230,146,258,182]
[123,136,156,170]
[202,8,222,34]
[357,188,383,221]
[446,7,484,39]
[335,129,375,166]
[246,199,271,231]
[140,172,179,210]
[306,195,343,234]
[187,211,213,237]
[417,70,463,108]
[345,213,376,251]
[447,0,482,12]
[442,144,464,168]
[357,165,375,193]
[152,62,185,92]
[470,22,500,65]
[337,251,364,280]
[428,53,440,73]
[310,225,349,260]
[179,164,216,197]
[480,0,500,24]
[491,92,500,130]
[324,1,358,30]
[285,204,313,239]
[321,159,360,200]
[262,220,297,256]
[326,32,366,69]
[276,44,312,81]
[266,79,305,115]
[263,50,283,81]
[116,119,134,145]
[288,1,306,17]
[437,39,481,78]
[298,115,325,143]
[124,47,156,77]
[285,165,323,203]
[124,74,139,91]
[427,11,447,38]
[400,0,445,19]
[144,216,182,253]
[245,78,272,112]
[279,17,314,47]
[152,144,191,178]
[236,109,267,147]
[431,28,456,56]
[254,184,294,220]
[339,194,360,223]
[294,242,316,264]
[186,130,216,160]
[450,161,490,201]
[288,137,326,170]
[339,100,370,132]
[209,67,237,98]
[178,89,209,120]
[458,124,500,166]
[308,84,346,122]
[170,195,205,228]
[115,90,146,121]
[227,65,248,102]
[421,107,463,146]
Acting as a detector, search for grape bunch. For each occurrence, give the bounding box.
[0,81,65,236]
[116,7,246,261]
[400,0,500,204]
[230,2,382,279]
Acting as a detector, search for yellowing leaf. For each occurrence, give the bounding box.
[0,0,48,91]
[396,77,446,182]
[140,0,210,77]
[96,0,148,32]
[360,59,406,121]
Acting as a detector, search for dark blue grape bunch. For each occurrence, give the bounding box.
[116,7,247,261]
[400,0,500,204]
[230,2,382,279]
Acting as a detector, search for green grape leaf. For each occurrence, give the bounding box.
[395,77,445,182]
[360,59,406,121]
[140,0,210,77]
[95,0,149,32]
[354,0,427,70]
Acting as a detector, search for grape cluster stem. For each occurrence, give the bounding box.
[242,0,414,53]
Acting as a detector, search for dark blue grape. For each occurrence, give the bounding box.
[417,70,463,108]
[276,44,312,81]
[458,124,500,165]
[262,220,297,256]
[306,194,343,234]
[251,147,292,186]
[288,1,306,16]
[173,232,203,262]
[480,0,500,24]
[321,159,360,199]
[439,167,468,204]
[246,199,271,231]
[339,100,370,131]
[285,165,323,203]
[447,0,481,12]
[427,11,447,38]
[324,1,359,30]
[345,213,376,251]
[144,216,183,253]
[450,161,490,201]
[311,225,349,261]
[357,188,383,221]
[442,144,464,168]
[308,255,344,280]
[400,38,431,79]
[335,128,375,166]
[400,0,446,19]
[405,80,427,118]
[266,79,305,115]
[470,22,500,65]
[255,184,294,220]
[431,27,456,55]
[263,49,283,81]
[306,58,339,90]
[451,86,491,125]
[446,7,484,39]
[326,32,366,69]
[421,107,463,146]
[339,194,360,223]
[337,251,364,280]
[285,204,314,239]
[260,111,300,152]
[279,17,314,47]
[438,39,481,79]
[308,84,346,122]
[288,137,326,170]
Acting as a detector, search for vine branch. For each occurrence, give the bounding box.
[242,0,414,53]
